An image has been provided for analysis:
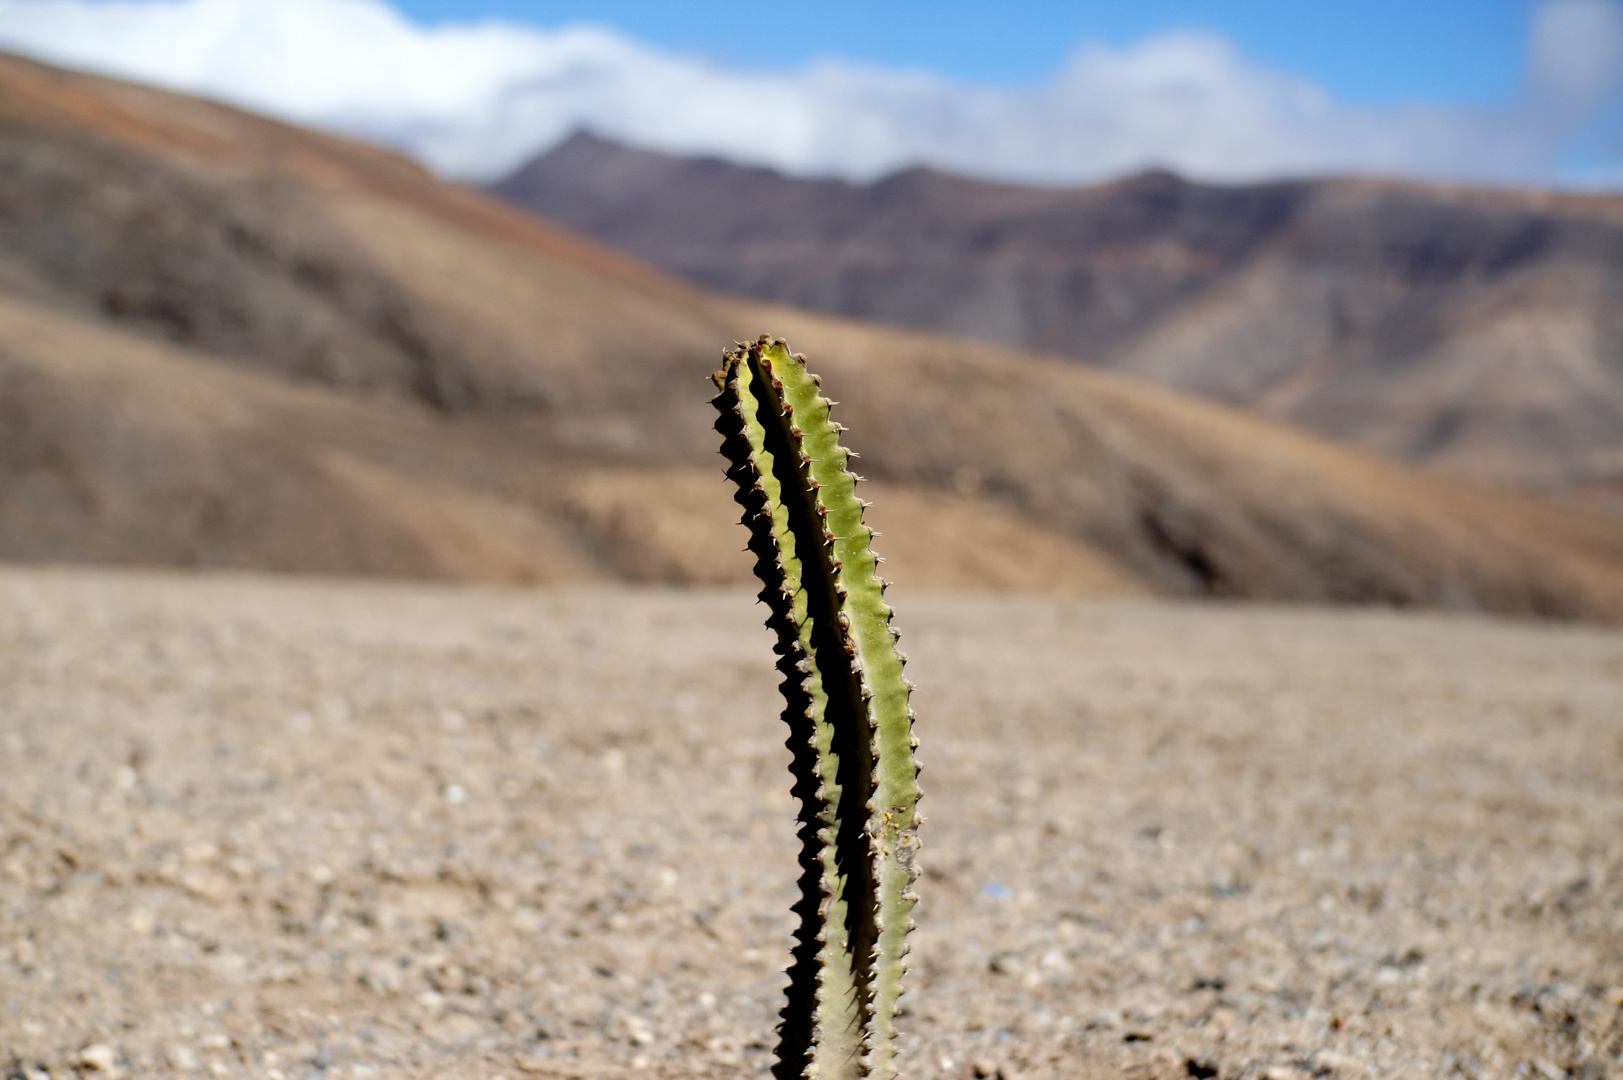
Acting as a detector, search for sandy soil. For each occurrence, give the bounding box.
[0,567,1619,1080]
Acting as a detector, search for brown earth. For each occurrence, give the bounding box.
[494,133,1623,498]
[0,567,1619,1080]
[7,54,1623,619]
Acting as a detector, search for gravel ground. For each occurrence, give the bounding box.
[0,567,1619,1080]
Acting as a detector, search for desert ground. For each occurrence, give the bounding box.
[0,567,1619,1080]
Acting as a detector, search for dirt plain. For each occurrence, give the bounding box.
[0,566,1620,1080]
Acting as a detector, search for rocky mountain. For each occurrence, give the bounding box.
[6,52,1623,619]
[494,132,1623,501]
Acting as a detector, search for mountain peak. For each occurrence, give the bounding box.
[6,51,1623,618]
[488,134,1623,501]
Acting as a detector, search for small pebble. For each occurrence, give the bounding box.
[1087,1009,1123,1030]
[1313,1051,1364,1075]
[79,1044,118,1072]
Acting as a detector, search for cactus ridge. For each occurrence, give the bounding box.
[712,336,922,1080]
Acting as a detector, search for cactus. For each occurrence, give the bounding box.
[712,336,922,1080]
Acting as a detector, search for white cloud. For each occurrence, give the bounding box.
[0,0,1619,185]
[1529,0,1623,108]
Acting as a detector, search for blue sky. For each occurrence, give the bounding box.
[391,0,1533,106]
[0,0,1617,186]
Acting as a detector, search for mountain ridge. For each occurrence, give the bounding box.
[493,131,1623,501]
[6,54,1623,619]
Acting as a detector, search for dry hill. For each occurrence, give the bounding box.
[495,133,1623,500]
[5,53,1623,618]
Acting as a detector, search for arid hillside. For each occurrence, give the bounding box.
[495,133,1623,499]
[6,53,1623,618]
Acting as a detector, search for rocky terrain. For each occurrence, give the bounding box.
[494,133,1623,499]
[0,566,1619,1079]
[5,54,1623,618]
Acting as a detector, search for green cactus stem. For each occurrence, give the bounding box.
[712,336,922,1080]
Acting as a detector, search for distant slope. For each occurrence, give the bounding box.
[493,132,1623,500]
[7,53,1623,620]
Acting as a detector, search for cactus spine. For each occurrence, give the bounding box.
[712,336,923,1080]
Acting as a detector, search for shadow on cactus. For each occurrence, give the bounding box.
[712,336,923,1080]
